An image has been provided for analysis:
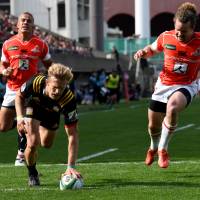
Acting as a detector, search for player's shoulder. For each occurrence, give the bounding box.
[63,86,74,97]
[58,87,75,107]
[32,74,46,83]
[194,32,200,39]
[3,35,18,45]
[161,30,175,37]
[31,35,46,44]
[31,74,46,92]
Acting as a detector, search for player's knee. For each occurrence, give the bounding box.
[167,104,178,117]
[41,141,53,148]
[148,126,161,136]
[26,145,37,152]
[0,124,11,132]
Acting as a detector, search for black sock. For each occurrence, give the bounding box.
[27,163,38,176]
[18,133,27,152]
[12,120,17,129]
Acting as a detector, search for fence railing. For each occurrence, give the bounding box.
[104,37,164,61]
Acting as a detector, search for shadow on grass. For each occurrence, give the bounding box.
[84,178,200,189]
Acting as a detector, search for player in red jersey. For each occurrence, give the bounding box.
[134,2,200,168]
[0,12,52,166]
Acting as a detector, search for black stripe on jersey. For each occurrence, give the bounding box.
[33,75,45,93]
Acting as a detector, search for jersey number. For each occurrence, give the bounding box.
[19,59,29,70]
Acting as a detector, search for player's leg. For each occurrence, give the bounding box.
[24,117,41,186]
[39,125,56,148]
[146,107,165,165]
[145,100,165,166]
[0,87,17,131]
[15,131,27,166]
[0,107,16,131]
[158,89,189,168]
[39,111,58,148]
[0,88,26,166]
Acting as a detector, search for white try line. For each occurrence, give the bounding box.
[175,124,195,133]
[2,160,200,168]
[77,148,118,162]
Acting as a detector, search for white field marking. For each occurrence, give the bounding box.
[103,108,115,112]
[79,103,142,116]
[79,108,115,116]
[0,186,99,192]
[1,188,58,192]
[77,148,118,162]
[174,124,195,133]
[0,148,119,168]
[1,160,200,168]
[2,160,200,192]
[130,105,141,109]
[195,126,200,130]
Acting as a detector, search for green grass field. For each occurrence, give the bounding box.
[1,98,200,200]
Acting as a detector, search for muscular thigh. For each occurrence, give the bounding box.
[0,107,16,130]
[148,109,165,129]
[167,90,189,112]
[39,126,56,148]
[25,118,40,146]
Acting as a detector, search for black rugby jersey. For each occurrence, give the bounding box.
[21,74,78,125]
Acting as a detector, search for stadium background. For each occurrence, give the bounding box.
[0,0,200,98]
[0,1,200,199]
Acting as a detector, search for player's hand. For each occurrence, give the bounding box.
[17,117,27,135]
[2,67,13,77]
[134,49,147,60]
[63,168,82,179]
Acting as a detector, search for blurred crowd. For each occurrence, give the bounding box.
[0,10,141,106]
[0,9,93,56]
[74,65,141,106]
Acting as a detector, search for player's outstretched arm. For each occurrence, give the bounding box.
[64,124,82,178]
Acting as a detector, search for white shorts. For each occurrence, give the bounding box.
[152,78,198,103]
[1,85,17,107]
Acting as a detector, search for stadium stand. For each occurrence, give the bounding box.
[0,10,129,85]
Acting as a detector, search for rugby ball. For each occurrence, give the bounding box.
[59,174,84,190]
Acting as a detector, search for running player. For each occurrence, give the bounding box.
[0,12,52,166]
[134,2,200,168]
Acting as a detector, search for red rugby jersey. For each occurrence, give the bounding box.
[153,30,200,85]
[1,35,51,90]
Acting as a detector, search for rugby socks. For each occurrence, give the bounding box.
[148,129,161,150]
[18,133,27,153]
[27,163,38,176]
[12,119,17,129]
[149,133,160,150]
[158,119,176,151]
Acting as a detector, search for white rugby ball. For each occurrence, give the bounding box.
[59,174,84,190]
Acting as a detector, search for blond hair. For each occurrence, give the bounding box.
[47,63,73,82]
[174,2,197,28]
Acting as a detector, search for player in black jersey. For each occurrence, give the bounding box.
[15,63,81,186]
